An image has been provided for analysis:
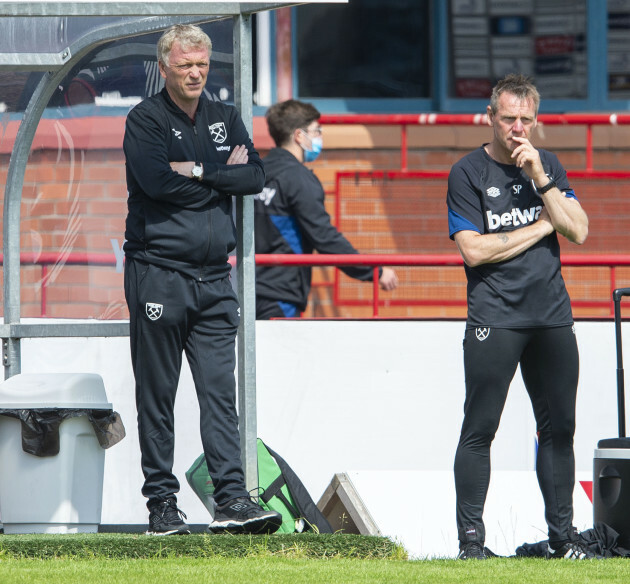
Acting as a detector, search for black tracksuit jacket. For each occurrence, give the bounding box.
[123,88,264,280]
[254,147,375,311]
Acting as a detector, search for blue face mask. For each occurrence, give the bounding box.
[302,134,323,162]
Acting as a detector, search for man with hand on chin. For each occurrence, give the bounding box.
[255,99,398,319]
[447,74,591,560]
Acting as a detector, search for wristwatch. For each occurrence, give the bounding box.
[537,176,556,195]
[191,162,203,181]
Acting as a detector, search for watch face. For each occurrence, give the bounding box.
[192,165,202,178]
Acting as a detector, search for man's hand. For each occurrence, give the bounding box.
[379,267,399,291]
[511,136,548,186]
[227,145,248,165]
[169,145,248,177]
[170,161,195,177]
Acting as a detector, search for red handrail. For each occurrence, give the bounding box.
[320,113,630,126]
[3,252,630,319]
[320,113,630,174]
[255,253,463,266]
[258,253,628,318]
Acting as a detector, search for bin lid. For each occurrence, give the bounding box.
[598,437,630,449]
[0,373,111,409]
[594,448,630,460]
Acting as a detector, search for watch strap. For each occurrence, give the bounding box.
[537,177,556,195]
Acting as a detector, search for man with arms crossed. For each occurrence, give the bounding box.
[123,24,281,536]
[447,74,592,559]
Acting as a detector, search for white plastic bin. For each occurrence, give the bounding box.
[0,373,112,534]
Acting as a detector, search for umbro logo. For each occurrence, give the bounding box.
[486,187,501,198]
[229,502,248,511]
[475,327,490,341]
[171,128,182,140]
[146,302,163,321]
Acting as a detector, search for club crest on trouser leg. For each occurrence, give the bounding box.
[146,302,163,321]
[475,327,490,341]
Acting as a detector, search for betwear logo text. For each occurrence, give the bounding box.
[486,205,542,230]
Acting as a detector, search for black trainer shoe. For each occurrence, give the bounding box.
[147,499,190,535]
[208,496,282,535]
[457,541,487,560]
[547,541,601,560]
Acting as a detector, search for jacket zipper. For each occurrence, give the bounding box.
[192,122,213,280]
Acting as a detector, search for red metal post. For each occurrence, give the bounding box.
[373,267,380,317]
[401,124,408,172]
[586,124,593,172]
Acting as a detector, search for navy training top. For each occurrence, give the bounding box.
[446,145,576,329]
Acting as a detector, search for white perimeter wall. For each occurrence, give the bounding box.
[12,320,625,557]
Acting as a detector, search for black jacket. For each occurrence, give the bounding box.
[123,88,264,281]
[254,147,374,311]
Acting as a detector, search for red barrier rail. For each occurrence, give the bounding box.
[320,113,630,172]
[2,252,630,319]
[256,253,630,319]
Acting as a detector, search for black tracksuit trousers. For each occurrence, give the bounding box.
[125,258,249,509]
[454,325,579,549]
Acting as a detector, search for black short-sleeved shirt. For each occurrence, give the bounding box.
[447,145,576,329]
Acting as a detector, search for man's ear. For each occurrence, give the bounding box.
[486,105,493,126]
[293,128,305,146]
[158,60,168,80]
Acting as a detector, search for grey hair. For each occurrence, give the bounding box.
[157,24,212,67]
[490,73,540,116]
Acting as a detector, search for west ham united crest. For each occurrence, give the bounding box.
[209,122,227,144]
[475,327,490,341]
[146,302,163,321]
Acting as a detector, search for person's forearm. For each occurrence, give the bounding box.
[200,160,265,195]
[538,188,588,245]
[454,219,553,268]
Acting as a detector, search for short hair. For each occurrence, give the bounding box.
[490,74,540,116]
[157,24,212,67]
[265,99,321,147]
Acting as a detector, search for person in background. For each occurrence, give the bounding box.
[123,24,281,536]
[254,99,398,319]
[447,74,592,560]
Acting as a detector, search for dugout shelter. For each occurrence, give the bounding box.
[0,0,347,493]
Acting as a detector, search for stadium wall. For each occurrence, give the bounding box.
[13,319,622,557]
